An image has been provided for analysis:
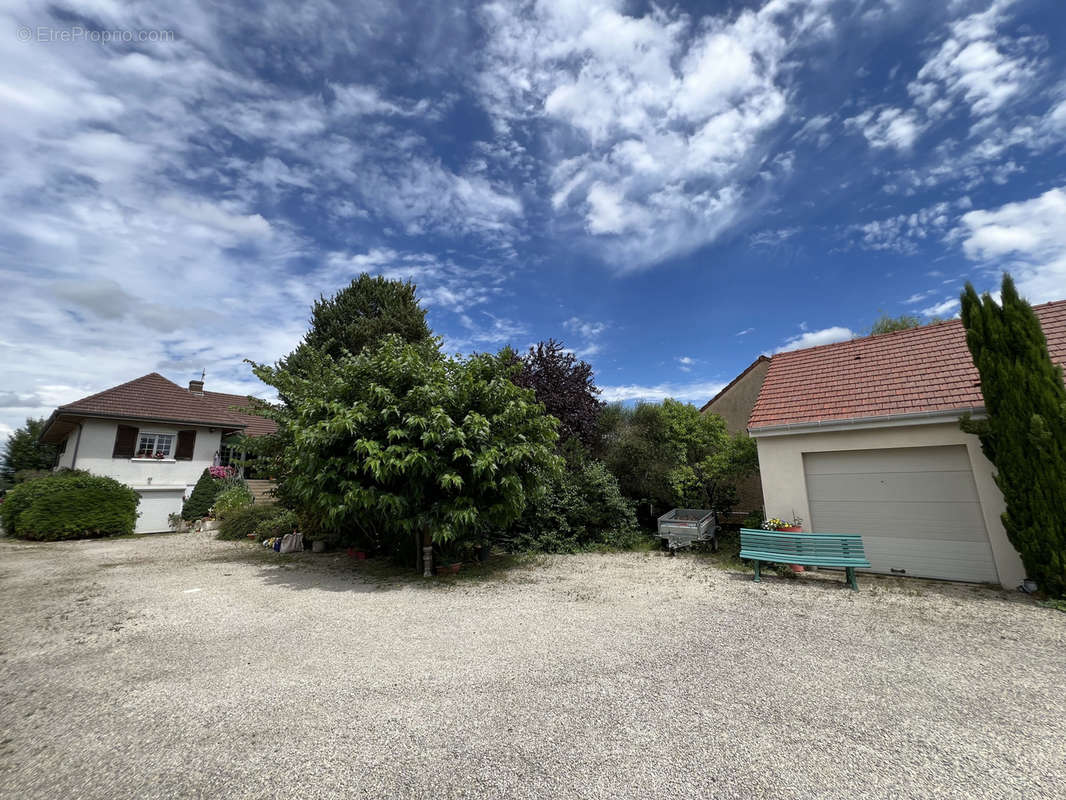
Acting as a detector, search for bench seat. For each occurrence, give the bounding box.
[739,528,871,590]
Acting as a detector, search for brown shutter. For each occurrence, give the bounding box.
[112,424,139,458]
[175,430,197,460]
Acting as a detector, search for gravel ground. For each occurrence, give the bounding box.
[1,531,1064,799]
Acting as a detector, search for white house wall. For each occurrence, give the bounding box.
[62,419,223,533]
[754,421,1024,589]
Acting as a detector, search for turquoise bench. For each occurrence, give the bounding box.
[739,528,871,590]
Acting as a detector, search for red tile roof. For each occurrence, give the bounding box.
[50,373,277,436]
[749,299,1066,431]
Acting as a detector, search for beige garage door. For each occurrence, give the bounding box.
[804,446,998,583]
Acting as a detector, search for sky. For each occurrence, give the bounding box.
[2,0,1065,440]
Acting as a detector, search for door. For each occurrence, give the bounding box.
[804,445,998,583]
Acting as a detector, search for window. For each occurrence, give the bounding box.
[135,432,175,459]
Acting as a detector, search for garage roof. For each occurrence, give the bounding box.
[749,299,1066,431]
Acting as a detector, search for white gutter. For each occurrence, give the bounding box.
[748,407,986,438]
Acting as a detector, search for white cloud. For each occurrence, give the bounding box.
[677,356,697,373]
[908,0,1036,120]
[920,298,961,317]
[599,380,727,405]
[903,291,934,305]
[957,187,1066,303]
[477,0,833,270]
[851,199,967,253]
[844,106,926,151]
[736,328,755,336]
[775,326,855,353]
[563,317,608,359]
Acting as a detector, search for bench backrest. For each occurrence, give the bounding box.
[739,528,868,563]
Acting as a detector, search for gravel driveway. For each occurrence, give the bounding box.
[1,531,1063,799]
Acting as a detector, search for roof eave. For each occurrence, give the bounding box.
[48,409,249,432]
[748,407,986,438]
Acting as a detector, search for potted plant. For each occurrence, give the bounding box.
[763,514,805,571]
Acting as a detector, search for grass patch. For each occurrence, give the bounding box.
[1041,598,1066,613]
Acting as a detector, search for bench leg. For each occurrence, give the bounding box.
[846,567,858,591]
[753,560,761,583]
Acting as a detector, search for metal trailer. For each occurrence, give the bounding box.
[657,508,719,554]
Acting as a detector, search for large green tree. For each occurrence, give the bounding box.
[242,273,435,488]
[659,399,759,514]
[2,418,58,486]
[960,274,1066,595]
[597,400,757,525]
[250,336,561,557]
[280,274,432,379]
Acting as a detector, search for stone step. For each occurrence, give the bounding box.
[245,479,278,504]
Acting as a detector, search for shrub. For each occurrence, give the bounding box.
[217,504,287,541]
[182,468,245,520]
[1,473,139,540]
[213,485,254,519]
[505,457,642,553]
[253,508,299,542]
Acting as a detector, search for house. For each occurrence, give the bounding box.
[748,299,1066,588]
[700,355,770,522]
[39,373,276,533]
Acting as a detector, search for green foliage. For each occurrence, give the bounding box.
[1,468,88,533]
[253,508,300,542]
[213,486,254,519]
[1,472,139,540]
[597,402,676,523]
[181,470,224,520]
[250,335,561,554]
[280,273,432,379]
[960,274,1066,596]
[869,314,922,335]
[598,400,758,526]
[506,453,642,552]
[14,469,57,484]
[660,399,759,513]
[217,504,287,541]
[2,418,58,484]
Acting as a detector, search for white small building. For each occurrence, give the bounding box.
[40,373,276,533]
[748,299,1065,589]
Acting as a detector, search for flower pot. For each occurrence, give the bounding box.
[779,525,802,532]
[346,548,368,560]
[789,564,805,573]
[438,562,461,575]
[312,540,327,553]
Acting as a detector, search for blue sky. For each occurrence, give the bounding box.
[2,0,1065,438]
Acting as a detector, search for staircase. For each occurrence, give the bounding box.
[246,479,278,504]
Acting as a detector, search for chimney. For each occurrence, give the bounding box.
[189,379,205,395]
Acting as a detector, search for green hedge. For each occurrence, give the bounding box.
[217,504,287,541]
[1,472,139,541]
[506,458,643,553]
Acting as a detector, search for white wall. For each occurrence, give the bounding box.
[754,420,1024,589]
[65,419,223,533]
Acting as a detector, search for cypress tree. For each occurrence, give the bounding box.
[960,274,1066,595]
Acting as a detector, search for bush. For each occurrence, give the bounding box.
[253,508,299,542]
[182,467,244,521]
[217,504,287,541]
[213,485,254,519]
[1,472,139,540]
[505,457,642,553]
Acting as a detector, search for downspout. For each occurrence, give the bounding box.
[69,423,84,470]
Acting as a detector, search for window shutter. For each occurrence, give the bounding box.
[175,430,197,460]
[112,424,139,458]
